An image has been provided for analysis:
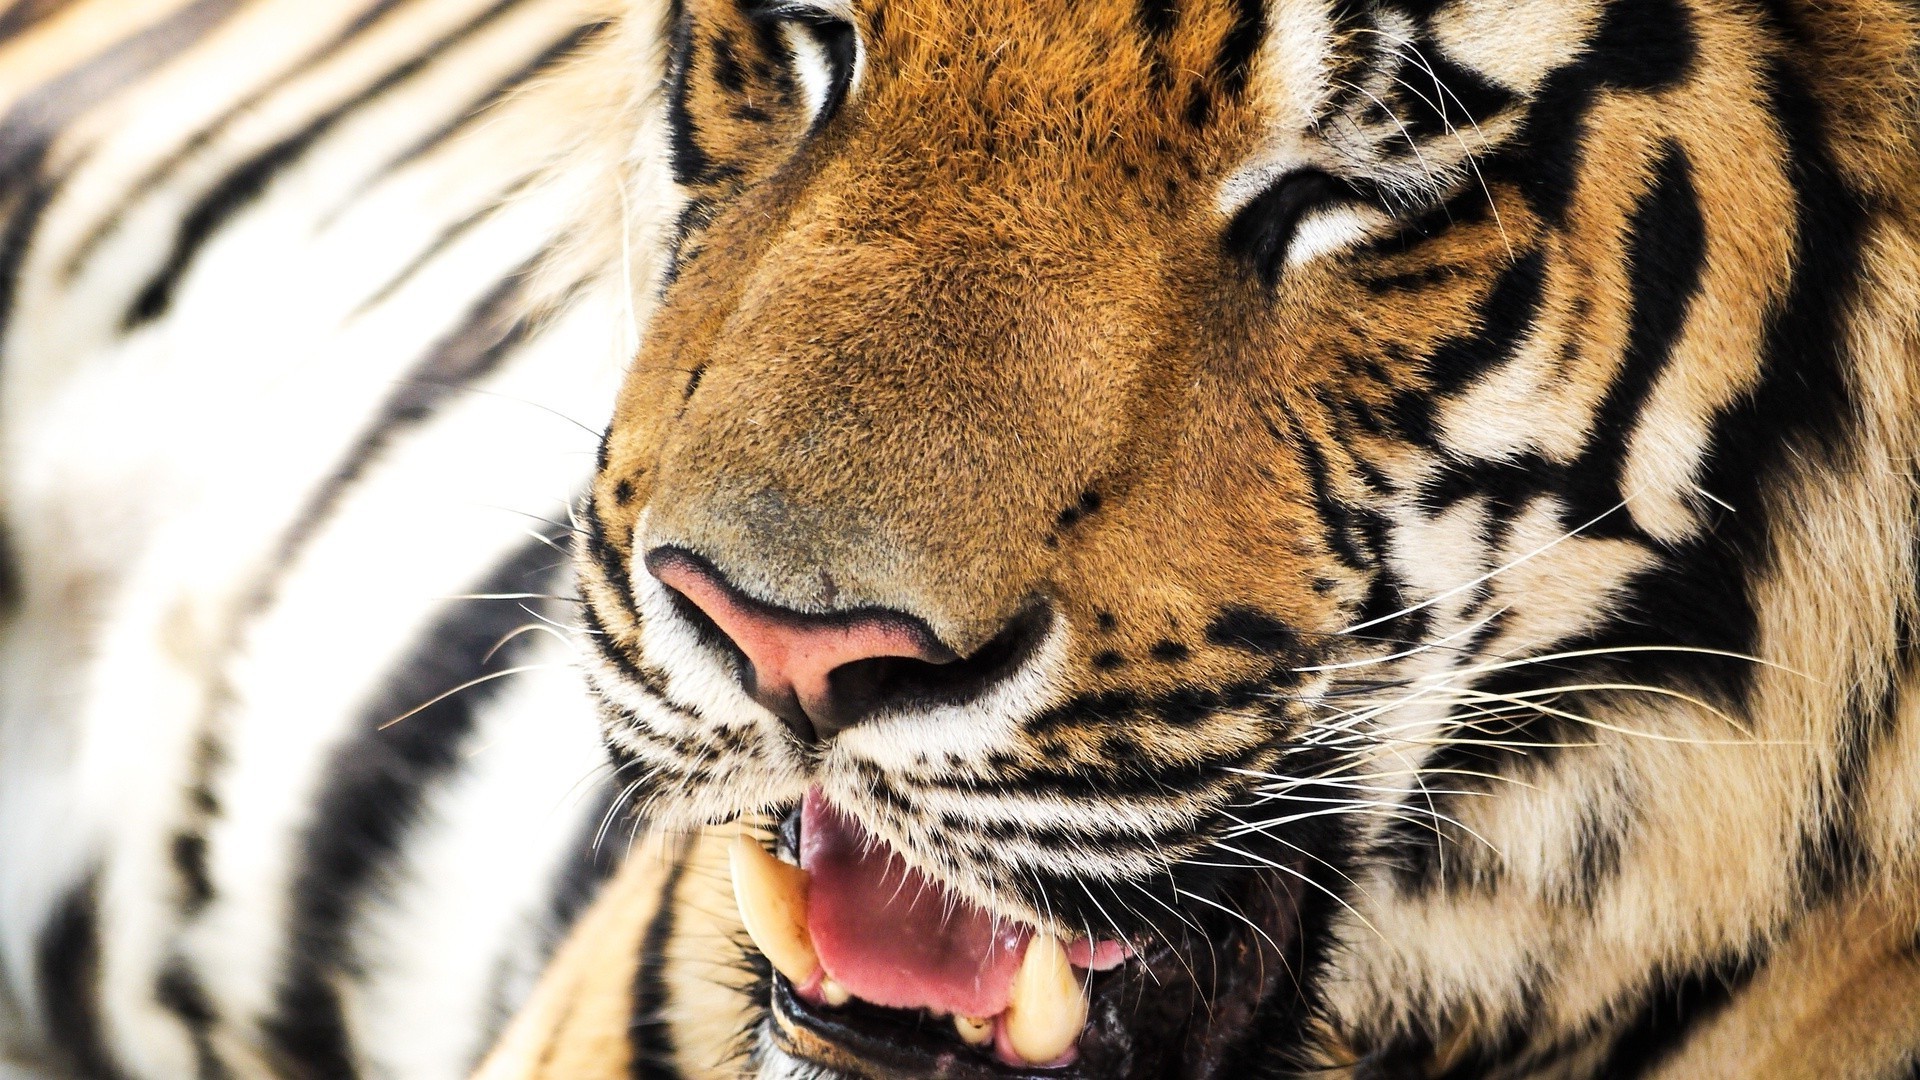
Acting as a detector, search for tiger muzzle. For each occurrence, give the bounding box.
[730,791,1303,1079]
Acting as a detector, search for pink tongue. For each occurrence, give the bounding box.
[802,790,1029,1018]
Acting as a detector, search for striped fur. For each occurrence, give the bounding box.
[5,1,1920,1079]
[0,1,632,1076]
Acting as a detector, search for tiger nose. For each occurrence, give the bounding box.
[645,548,986,743]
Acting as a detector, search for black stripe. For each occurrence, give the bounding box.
[1502,0,1695,225]
[663,7,749,188]
[581,599,666,698]
[1735,55,1879,904]
[628,847,693,1080]
[352,201,503,314]
[38,876,131,1080]
[168,729,225,916]
[154,955,234,1080]
[1807,617,1913,901]
[0,0,61,43]
[1421,248,1546,399]
[261,537,572,1078]
[0,0,239,340]
[213,263,559,1069]
[1585,0,1696,93]
[1568,799,1629,904]
[1591,953,1763,1078]
[355,19,613,196]
[0,175,57,352]
[0,0,235,169]
[1214,0,1264,99]
[1391,33,1516,140]
[1135,0,1178,38]
[1578,51,1866,727]
[1265,406,1370,572]
[61,0,414,278]
[664,9,709,186]
[122,0,531,329]
[581,495,638,620]
[1559,140,1706,537]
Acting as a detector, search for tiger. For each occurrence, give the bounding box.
[483,0,1920,1077]
[3,1,1920,1080]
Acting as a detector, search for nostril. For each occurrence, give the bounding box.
[642,547,1049,742]
[823,604,1051,728]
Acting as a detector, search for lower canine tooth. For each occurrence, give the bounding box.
[728,833,819,986]
[955,1016,993,1047]
[1003,936,1089,1064]
[821,979,851,1007]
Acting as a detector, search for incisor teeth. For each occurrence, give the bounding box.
[955,1016,994,1047]
[1003,936,1089,1065]
[728,833,819,987]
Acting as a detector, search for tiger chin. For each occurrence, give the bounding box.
[505,0,1920,1077]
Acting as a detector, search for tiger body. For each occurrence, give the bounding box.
[4,0,1920,1079]
[0,2,631,1075]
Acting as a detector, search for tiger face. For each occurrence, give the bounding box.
[577,0,1914,1074]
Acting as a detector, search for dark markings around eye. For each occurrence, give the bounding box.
[739,0,855,131]
[1223,170,1356,286]
[803,18,855,131]
[1381,28,1515,140]
[665,12,722,187]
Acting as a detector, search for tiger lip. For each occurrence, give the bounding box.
[729,799,1136,1069]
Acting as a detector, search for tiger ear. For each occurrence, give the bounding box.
[472,829,754,1080]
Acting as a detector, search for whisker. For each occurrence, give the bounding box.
[377,663,567,731]
[1340,496,1632,634]
[483,621,578,664]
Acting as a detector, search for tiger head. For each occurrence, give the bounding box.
[573,0,1920,1075]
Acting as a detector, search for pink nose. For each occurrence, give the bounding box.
[646,551,957,741]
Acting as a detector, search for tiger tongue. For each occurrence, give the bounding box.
[801,790,1030,1018]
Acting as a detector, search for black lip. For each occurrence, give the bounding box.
[765,927,1290,1080]
[771,975,1079,1080]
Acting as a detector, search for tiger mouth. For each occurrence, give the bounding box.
[734,791,1303,1079]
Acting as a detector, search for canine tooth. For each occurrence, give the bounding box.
[728,833,819,986]
[955,1016,994,1047]
[1003,936,1088,1065]
[821,979,851,1007]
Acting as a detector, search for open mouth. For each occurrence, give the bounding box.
[731,790,1304,1079]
